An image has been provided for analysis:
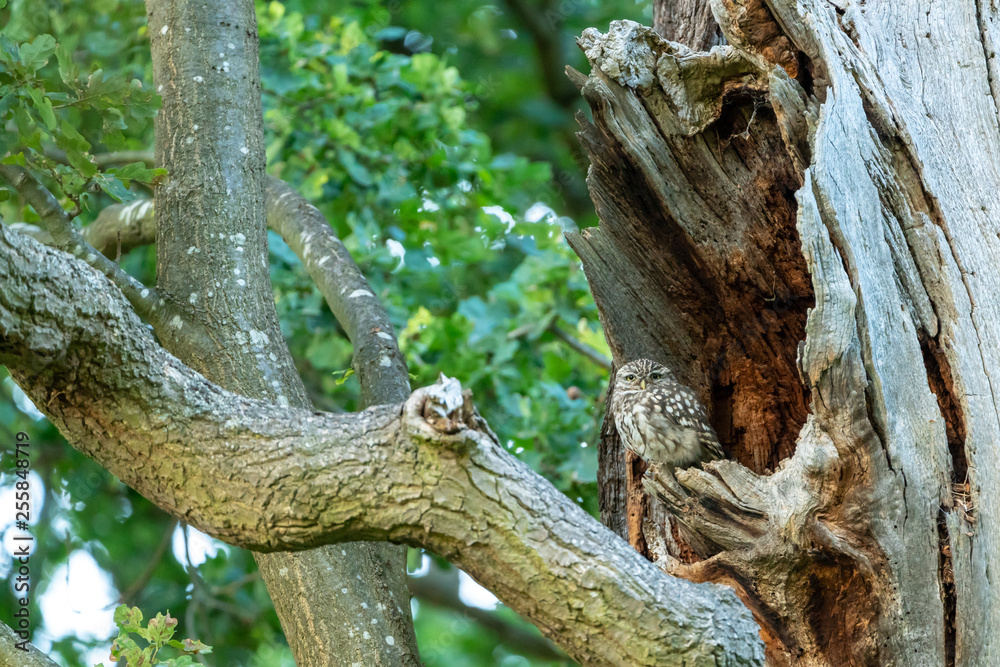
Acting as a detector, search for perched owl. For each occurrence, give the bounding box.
[610,358,724,469]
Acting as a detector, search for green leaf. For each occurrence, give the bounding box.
[27,88,56,130]
[331,368,355,385]
[86,69,131,107]
[19,35,58,72]
[145,611,178,644]
[337,148,373,187]
[102,106,127,130]
[165,637,212,655]
[0,91,16,119]
[0,34,20,64]
[55,43,80,86]
[113,605,143,632]
[180,637,211,653]
[109,162,158,181]
[58,118,90,152]
[65,148,98,178]
[1,152,26,166]
[94,173,136,202]
[167,657,198,667]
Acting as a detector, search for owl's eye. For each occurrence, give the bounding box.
[649,372,661,380]
[625,374,636,381]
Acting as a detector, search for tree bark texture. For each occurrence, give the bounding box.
[143,1,417,664]
[652,0,724,51]
[568,1,1000,664]
[0,622,58,667]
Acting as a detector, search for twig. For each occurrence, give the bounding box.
[548,321,612,370]
[0,164,214,352]
[408,568,566,661]
[43,147,155,168]
[111,518,180,608]
[0,164,157,313]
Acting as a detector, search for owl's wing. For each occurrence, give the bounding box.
[658,383,724,461]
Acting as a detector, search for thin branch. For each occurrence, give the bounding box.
[71,178,413,405]
[0,164,74,232]
[0,165,215,356]
[83,199,156,257]
[93,150,155,168]
[43,148,155,169]
[113,518,180,607]
[264,177,410,405]
[0,165,152,306]
[13,177,410,408]
[508,315,612,369]
[408,566,566,661]
[501,0,579,109]
[548,321,612,369]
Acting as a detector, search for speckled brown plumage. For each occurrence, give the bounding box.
[610,359,723,468]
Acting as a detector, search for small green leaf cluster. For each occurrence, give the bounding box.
[0,5,163,210]
[95,605,211,667]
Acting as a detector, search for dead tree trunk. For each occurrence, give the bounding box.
[569,1,997,664]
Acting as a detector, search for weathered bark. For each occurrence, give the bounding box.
[143,1,417,664]
[569,2,999,664]
[263,178,412,406]
[652,0,724,51]
[0,622,58,667]
[596,361,629,541]
[567,16,813,572]
[0,224,764,666]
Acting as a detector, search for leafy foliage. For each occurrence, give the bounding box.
[282,0,652,222]
[0,7,163,208]
[95,605,212,667]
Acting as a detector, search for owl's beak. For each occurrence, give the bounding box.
[640,379,646,390]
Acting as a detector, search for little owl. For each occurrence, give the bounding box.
[610,358,724,468]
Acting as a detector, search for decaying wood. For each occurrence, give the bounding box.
[569,1,1000,662]
[652,0,723,52]
[596,362,629,540]
[568,21,813,474]
[7,0,1000,662]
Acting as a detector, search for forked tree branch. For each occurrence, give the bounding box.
[0,223,763,665]
[263,177,411,405]
[0,165,156,309]
[0,165,217,356]
[12,175,415,407]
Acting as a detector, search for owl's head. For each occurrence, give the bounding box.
[615,358,675,391]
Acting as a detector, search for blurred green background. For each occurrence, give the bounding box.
[0,0,651,664]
